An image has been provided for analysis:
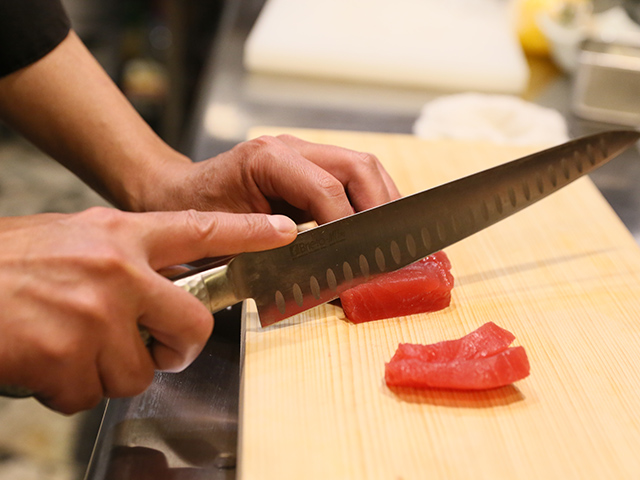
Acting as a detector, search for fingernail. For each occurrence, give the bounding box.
[268,215,297,234]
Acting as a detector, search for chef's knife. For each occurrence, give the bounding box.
[173,129,640,328]
[2,129,638,398]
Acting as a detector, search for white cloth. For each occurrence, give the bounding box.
[413,93,569,146]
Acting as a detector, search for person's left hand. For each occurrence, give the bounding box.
[140,134,401,225]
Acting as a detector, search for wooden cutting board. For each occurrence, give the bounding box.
[239,128,640,479]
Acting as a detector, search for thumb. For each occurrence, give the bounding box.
[138,210,298,269]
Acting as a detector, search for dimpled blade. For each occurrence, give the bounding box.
[223,130,640,327]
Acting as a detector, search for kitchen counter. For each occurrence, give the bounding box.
[85,1,640,479]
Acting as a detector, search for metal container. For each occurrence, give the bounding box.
[572,39,640,125]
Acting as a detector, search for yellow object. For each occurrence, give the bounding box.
[512,0,588,56]
[513,0,556,55]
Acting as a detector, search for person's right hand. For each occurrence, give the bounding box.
[0,207,297,414]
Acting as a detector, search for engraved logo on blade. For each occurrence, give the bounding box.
[289,229,347,259]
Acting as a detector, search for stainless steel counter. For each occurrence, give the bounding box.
[85,1,640,479]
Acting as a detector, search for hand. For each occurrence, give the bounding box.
[0,207,296,413]
[142,134,402,224]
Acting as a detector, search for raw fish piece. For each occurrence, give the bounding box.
[385,323,530,391]
[340,251,453,323]
[385,346,530,390]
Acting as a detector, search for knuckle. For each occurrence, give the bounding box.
[183,209,220,243]
[33,302,112,366]
[186,307,214,344]
[78,206,124,229]
[129,352,156,389]
[108,366,154,399]
[137,364,156,389]
[317,175,346,200]
[38,332,84,365]
[83,391,105,410]
[159,308,212,373]
[72,212,136,275]
[173,290,214,339]
[53,392,102,415]
[238,135,280,158]
[74,390,104,413]
[89,247,129,275]
[352,150,380,172]
[239,213,266,237]
[275,133,296,143]
[80,298,114,334]
[251,134,280,148]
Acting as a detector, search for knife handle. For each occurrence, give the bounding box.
[0,265,239,398]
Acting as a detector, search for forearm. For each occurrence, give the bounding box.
[0,31,190,211]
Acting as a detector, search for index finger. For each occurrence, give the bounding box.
[127,210,297,270]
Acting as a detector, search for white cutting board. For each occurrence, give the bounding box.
[244,0,530,94]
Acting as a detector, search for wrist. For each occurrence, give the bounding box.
[122,144,193,213]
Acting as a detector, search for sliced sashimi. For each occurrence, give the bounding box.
[390,322,516,363]
[340,251,454,323]
[385,323,530,391]
[385,346,530,390]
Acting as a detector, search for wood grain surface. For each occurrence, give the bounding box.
[239,128,640,479]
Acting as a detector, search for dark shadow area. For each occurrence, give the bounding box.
[104,446,231,480]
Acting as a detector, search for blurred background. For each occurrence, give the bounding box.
[2,0,640,478]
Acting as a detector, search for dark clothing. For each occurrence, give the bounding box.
[0,0,71,78]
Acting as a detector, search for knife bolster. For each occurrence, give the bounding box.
[174,265,241,314]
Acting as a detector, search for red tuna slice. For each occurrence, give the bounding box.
[340,251,454,323]
[390,322,516,364]
[385,346,530,390]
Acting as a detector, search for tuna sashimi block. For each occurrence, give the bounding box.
[339,251,454,323]
[385,323,530,390]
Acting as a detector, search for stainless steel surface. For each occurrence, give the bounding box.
[85,304,242,480]
[573,40,640,125]
[85,0,640,479]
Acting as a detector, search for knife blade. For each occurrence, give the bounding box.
[174,129,640,327]
[1,129,638,398]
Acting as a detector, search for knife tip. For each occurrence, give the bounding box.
[596,129,640,157]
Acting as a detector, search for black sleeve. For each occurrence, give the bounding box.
[0,0,71,78]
